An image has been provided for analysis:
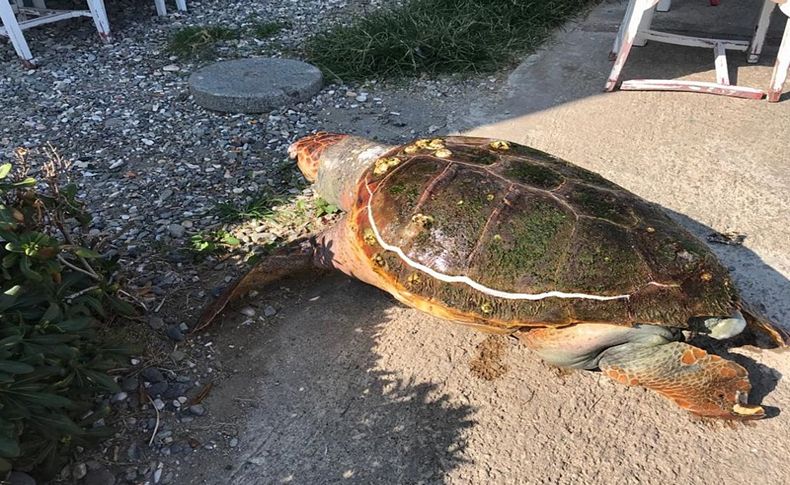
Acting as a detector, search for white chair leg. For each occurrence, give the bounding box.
[175,0,186,12]
[0,0,36,66]
[634,3,656,47]
[748,0,775,63]
[767,15,790,102]
[85,0,111,42]
[611,0,636,60]
[154,0,166,16]
[657,0,671,12]
[606,0,658,91]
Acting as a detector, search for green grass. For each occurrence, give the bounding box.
[167,25,239,58]
[214,192,283,223]
[305,0,595,80]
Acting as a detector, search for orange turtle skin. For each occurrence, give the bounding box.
[202,132,788,421]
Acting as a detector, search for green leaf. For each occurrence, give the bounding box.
[0,164,11,180]
[12,177,36,187]
[0,361,34,374]
[54,317,93,333]
[73,247,101,259]
[0,435,20,459]
[19,256,42,282]
[28,393,73,409]
[82,370,119,392]
[40,302,62,324]
[3,285,22,297]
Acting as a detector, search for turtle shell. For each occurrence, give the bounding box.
[349,136,738,332]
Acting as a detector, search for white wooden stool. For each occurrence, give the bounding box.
[606,0,790,101]
[748,1,790,101]
[0,0,110,67]
[153,0,187,17]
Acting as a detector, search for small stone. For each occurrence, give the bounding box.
[148,382,168,396]
[130,358,141,366]
[109,160,125,170]
[162,64,180,72]
[263,305,277,317]
[85,467,116,485]
[229,437,239,448]
[154,467,163,483]
[152,398,166,411]
[240,306,256,317]
[148,316,165,330]
[189,404,206,416]
[8,471,36,485]
[170,350,186,362]
[73,463,88,480]
[112,391,128,402]
[121,376,139,392]
[179,322,189,332]
[355,94,368,102]
[166,325,185,342]
[141,367,165,383]
[168,224,185,238]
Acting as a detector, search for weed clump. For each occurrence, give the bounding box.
[306,0,595,80]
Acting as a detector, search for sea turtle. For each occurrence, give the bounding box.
[200,133,788,420]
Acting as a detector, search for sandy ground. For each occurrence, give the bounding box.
[178,1,790,483]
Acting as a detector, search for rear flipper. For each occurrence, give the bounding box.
[195,238,321,332]
[598,341,765,420]
[740,305,789,348]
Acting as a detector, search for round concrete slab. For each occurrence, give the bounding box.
[189,58,323,113]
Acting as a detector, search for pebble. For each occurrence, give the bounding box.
[152,398,166,411]
[7,471,36,485]
[162,64,180,72]
[84,467,116,485]
[167,224,186,238]
[229,437,239,448]
[148,316,165,330]
[263,305,277,317]
[121,376,139,392]
[166,325,185,342]
[141,367,165,383]
[73,463,88,480]
[189,404,206,416]
[240,306,256,317]
[112,391,128,402]
[170,350,186,362]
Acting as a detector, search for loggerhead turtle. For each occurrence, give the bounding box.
[200,133,788,420]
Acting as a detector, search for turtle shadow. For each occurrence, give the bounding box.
[182,273,476,484]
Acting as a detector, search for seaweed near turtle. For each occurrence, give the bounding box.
[198,132,789,420]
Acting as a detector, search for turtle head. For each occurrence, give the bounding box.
[289,132,351,182]
[289,132,393,210]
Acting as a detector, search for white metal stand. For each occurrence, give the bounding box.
[606,0,790,101]
[0,0,110,66]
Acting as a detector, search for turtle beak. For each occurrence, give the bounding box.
[732,391,765,419]
[732,403,765,418]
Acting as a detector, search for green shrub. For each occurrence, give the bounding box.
[0,148,134,477]
[305,0,596,80]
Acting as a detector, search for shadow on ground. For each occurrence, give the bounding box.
[179,275,475,484]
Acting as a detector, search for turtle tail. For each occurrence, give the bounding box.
[739,304,789,348]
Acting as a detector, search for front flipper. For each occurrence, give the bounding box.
[598,341,765,420]
[195,238,322,332]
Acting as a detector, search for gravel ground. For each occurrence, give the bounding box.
[1,1,504,483]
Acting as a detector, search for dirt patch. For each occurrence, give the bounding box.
[468,335,510,380]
